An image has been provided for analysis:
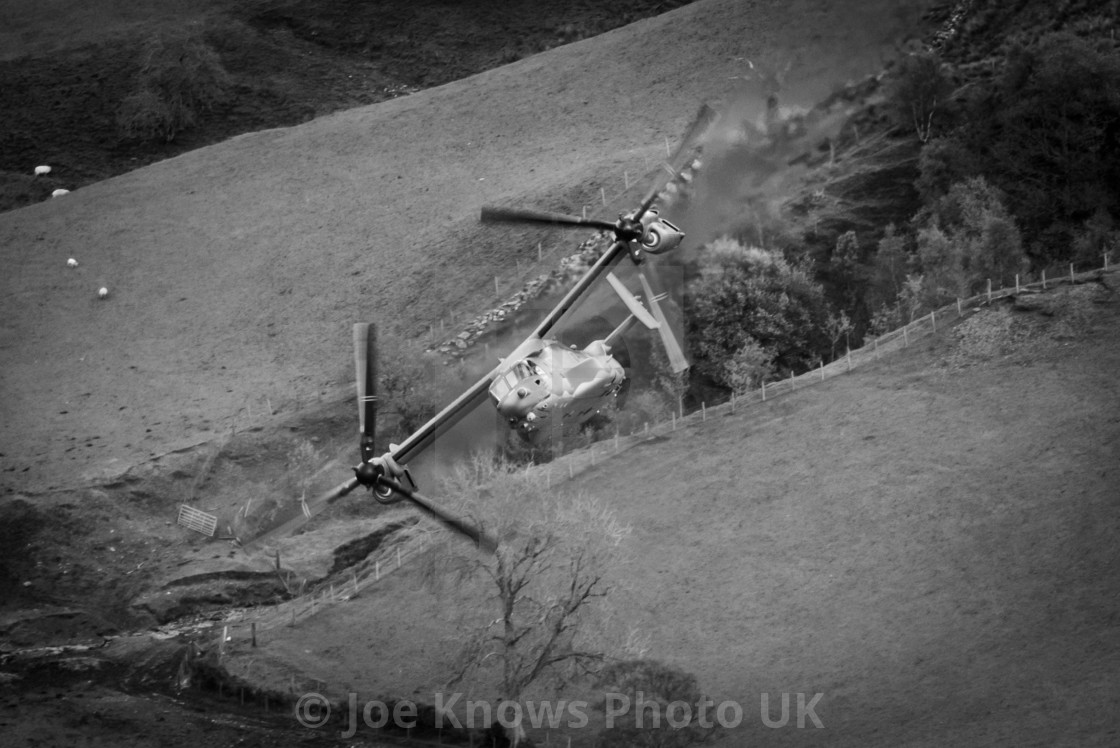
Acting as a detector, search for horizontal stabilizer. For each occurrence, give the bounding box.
[606,272,659,330]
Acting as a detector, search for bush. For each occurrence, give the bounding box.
[720,337,776,395]
[116,26,231,142]
[685,239,831,381]
[595,659,721,748]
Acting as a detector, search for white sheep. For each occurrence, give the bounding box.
[34,165,51,176]
[51,189,70,198]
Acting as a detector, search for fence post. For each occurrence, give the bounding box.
[956,298,961,315]
[1070,263,1075,282]
[761,381,766,401]
[846,347,852,371]
[903,326,909,347]
[874,337,879,359]
[987,278,992,302]
[1043,268,1047,289]
[1015,274,1020,293]
[672,412,676,431]
[702,402,706,421]
[819,360,825,381]
[930,311,936,332]
[790,371,795,390]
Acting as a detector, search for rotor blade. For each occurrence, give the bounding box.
[605,272,659,330]
[377,475,498,553]
[531,239,632,340]
[388,373,493,468]
[481,206,618,233]
[638,268,689,373]
[353,323,378,462]
[635,103,717,219]
[240,477,360,549]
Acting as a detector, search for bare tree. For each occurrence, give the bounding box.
[423,456,631,737]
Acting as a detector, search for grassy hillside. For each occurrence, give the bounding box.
[217,280,1120,747]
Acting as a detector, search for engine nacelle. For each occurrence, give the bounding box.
[638,209,685,255]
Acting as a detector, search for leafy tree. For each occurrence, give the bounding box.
[961,31,1120,262]
[885,50,955,142]
[867,224,912,310]
[915,136,974,204]
[869,274,926,336]
[720,338,776,396]
[915,176,1026,299]
[595,659,722,748]
[684,239,830,383]
[828,230,864,312]
[1072,207,1120,267]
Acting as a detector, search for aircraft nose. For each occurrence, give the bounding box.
[516,387,529,398]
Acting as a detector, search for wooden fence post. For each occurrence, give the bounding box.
[1043,268,1047,289]
[930,311,936,332]
[903,326,909,347]
[1015,274,1020,293]
[987,278,992,302]
[819,360,825,381]
[1070,263,1075,282]
[846,348,852,371]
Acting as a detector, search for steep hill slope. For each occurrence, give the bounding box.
[224,281,1120,747]
[0,0,931,496]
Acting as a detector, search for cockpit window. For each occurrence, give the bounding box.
[514,361,533,380]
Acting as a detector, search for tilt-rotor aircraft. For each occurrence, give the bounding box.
[255,105,716,552]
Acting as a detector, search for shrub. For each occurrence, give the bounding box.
[116,26,231,143]
[595,659,721,747]
[685,239,831,381]
[721,337,776,395]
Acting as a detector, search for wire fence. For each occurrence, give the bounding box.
[544,258,1119,484]
[193,256,1116,725]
